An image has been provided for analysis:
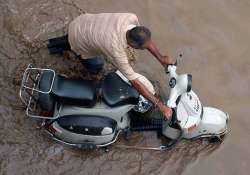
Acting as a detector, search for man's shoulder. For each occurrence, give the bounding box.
[115,13,138,20]
[88,12,138,19]
[73,13,138,25]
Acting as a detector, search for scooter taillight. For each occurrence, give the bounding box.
[47,124,57,134]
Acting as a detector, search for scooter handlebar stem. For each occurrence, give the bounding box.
[167,65,178,78]
[166,65,192,108]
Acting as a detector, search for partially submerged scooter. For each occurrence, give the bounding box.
[19,52,229,150]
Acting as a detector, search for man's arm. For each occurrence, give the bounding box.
[145,40,175,66]
[130,78,172,119]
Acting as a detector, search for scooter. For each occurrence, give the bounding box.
[19,55,229,151]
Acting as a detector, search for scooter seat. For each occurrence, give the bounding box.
[102,72,139,107]
[52,75,97,107]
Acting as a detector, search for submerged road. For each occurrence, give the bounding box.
[0,0,249,174]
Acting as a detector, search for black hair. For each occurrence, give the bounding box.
[128,26,151,47]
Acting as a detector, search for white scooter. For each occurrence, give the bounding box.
[19,57,229,151]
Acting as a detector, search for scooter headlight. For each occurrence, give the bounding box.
[133,95,153,113]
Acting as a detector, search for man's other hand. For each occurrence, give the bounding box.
[157,102,172,120]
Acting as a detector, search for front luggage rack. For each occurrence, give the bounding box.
[19,64,57,119]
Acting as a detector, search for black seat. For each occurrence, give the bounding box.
[38,71,56,111]
[52,75,97,107]
[102,72,139,107]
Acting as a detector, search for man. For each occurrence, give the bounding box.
[68,13,174,119]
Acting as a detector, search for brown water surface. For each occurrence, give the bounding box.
[1,0,250,175]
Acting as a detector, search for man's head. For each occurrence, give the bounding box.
[126,26,151,49]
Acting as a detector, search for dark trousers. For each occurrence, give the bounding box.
[47,34,71,54]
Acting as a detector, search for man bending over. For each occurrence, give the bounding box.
[68,13,174,119]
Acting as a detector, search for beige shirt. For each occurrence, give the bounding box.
[68,13,140,80]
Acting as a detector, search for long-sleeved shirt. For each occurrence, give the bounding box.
[68,13,140,80]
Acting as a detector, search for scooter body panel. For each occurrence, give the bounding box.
[51,102,134,145]
[55,102,134,129]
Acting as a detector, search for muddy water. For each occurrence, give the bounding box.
[0,0,250,174]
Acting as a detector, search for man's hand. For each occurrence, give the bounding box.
[157,101,172,120]
[145,41,175,66]
[161,55,175,66]
[130,79,173,119]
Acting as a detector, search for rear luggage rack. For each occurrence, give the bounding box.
[19,64,58,119]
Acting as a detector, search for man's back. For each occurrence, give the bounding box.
[68,13,139,60]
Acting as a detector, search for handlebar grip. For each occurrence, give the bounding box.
[165,53,182,74]
[164,60,177,74]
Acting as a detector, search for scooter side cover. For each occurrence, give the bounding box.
[52,115,118,145]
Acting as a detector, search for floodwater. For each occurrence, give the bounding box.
[0,0,250,174]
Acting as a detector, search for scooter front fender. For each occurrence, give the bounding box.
[197,107,229,137]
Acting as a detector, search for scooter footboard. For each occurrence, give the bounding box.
[19,63,56,119]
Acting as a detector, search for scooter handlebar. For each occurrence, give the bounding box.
[166,65,178,78]
[165,62,177,74]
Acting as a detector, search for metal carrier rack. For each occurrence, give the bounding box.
[19,64,58,119]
